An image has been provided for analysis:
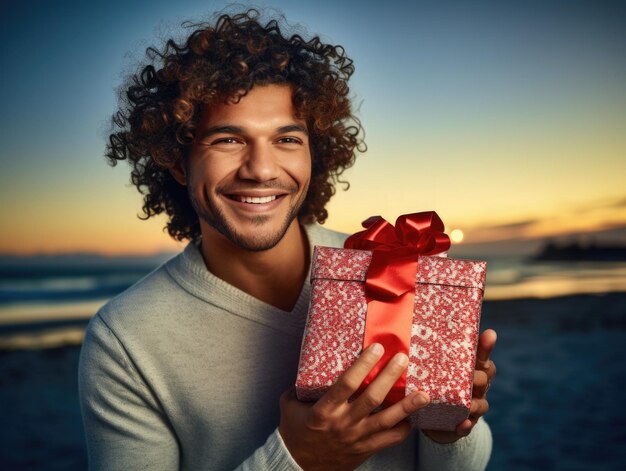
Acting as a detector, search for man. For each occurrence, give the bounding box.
[79,9,496,470]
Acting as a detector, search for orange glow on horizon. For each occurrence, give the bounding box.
[456,204,626,245]
[2,182,625,256]
[0,211,184,257]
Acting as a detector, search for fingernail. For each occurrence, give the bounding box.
[393,353,408,366]
[413,393,429,406]
[370,343,383,355]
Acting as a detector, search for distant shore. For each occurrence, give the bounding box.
[533,240,626,261]
[1,291,625,351]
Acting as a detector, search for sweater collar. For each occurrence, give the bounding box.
[164,224,343,336]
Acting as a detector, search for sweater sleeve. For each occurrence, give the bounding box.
[418,418,493,471]
[78,314,180,470]
[235,428,302,471]
[236,421,491,471]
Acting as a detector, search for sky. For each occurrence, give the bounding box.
[1,0,625,256]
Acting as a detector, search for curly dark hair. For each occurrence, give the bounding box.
[106,9,365,241]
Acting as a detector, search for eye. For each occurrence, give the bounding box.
[276,136,303,145]
[210,137,243,145]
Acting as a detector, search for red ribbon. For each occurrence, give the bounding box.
[344,211,450,404]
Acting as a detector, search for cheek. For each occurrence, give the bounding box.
[188,159,234,192]
[286,154,312,186]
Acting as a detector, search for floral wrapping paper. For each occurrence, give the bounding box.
[296,246,487,430]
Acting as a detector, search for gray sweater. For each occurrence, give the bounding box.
[78,224,492,470]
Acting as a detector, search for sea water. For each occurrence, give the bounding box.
[2,254,625,323]
[482,294,626,470]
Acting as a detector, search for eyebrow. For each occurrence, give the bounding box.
[198,125,244,139]
[197,123,308,140]
[276,124,308,135]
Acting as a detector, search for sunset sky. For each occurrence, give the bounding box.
[1,0,625,255]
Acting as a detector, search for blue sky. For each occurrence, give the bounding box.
[1,0,625,254]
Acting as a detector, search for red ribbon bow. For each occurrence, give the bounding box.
[344,211,450,404]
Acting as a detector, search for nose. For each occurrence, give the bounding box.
[237,142,280,182]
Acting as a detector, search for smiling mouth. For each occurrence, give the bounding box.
[227,195,280,204]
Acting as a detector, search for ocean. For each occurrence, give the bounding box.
[1,253,625,336]
[0,253,174,348]
[0,254,625,469]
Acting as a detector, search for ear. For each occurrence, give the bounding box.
[169,160,187,186]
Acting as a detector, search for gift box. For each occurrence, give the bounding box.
[296,212,487,431]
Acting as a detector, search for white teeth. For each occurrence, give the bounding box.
[235,195,277,204]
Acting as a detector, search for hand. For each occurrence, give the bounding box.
[423,329,497,444]
[279,343,430,471]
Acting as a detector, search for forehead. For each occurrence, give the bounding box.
[198,84,304,128]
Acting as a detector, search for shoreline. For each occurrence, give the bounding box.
[1,291,624,351]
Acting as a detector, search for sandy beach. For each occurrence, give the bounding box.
[480,292,626,470]
[1,292,625,470]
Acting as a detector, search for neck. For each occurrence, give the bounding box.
[198,221,310,312]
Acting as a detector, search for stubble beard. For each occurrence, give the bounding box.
[188,182,308,252]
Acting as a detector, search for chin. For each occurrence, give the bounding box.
[206,213,299,252]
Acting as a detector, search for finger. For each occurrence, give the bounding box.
[365,391,430,433]
[485,359,497,382]
[472,370,489,398]
[318,343,385,410]
[455,418,474,437]
[475,329,497,370]
[454,397,490,437]
[352,421,413,455]
[469,398,489,421]
[349,352,409,419]
[351,353,416,420]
